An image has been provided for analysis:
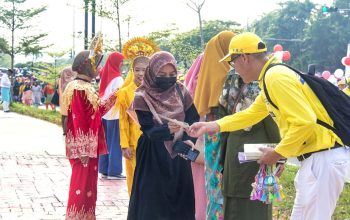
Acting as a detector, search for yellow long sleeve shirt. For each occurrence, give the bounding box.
[217,57,341,158]
[117,82,142,150]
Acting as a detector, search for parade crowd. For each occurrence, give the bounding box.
[1,31,350,220]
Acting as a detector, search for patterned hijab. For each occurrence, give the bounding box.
[134,51,192,119]
[60,67,77,91]
[133,51,193,157]
[194,31,235,116]
[99,52,124,97]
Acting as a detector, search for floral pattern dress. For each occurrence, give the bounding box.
[205,108,224,220]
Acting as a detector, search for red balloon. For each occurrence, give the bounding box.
[273,44,283,52]
[345,57,350,66]
[341,57,347,66]
[322,71,331,79]
[282,51,291,61]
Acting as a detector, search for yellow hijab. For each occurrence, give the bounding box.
[194,31,235,116]
[121,69,134,89]
[112,68,135,116]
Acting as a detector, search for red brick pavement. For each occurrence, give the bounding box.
[0,152,129,220]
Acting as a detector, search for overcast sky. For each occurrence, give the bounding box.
[1,0,334,62]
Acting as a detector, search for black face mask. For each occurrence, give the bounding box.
[155,76,177,90]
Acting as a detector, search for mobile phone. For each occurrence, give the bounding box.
[185,148,200,162]
[173,141,200,162]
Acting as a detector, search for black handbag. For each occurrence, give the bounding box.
[51,90,60,106]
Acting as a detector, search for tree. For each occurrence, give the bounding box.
[167,20,240,69]
[0,0,47,72]
[146,20,240,70]
[298,0,350,72]
[32,51,68,85]
[251,0,315,70]
[96,0,131,52]
[0,52,11,68]
[22,33,50,70]
[147,24,179,52]
[186,0,206,50]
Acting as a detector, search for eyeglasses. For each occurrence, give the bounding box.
[228,54,242,67]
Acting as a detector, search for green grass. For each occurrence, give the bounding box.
[273,165,350,220]
[5,102,61,125]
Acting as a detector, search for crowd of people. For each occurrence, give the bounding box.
[1,30,350,220]
[0,71,59,111]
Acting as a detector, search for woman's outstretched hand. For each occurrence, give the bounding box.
[188,121,220,137]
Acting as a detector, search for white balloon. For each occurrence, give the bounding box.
[345,72,350,78]
[334,69,344,79]
[328,75,338,85]
[273,51,284,61]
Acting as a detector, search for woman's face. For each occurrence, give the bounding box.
[156,64,177,77]
[133,62,147,86]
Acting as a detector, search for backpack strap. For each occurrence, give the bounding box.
[262,67,279,110]
[263,63,336,132]
[175,83,185,106]
[263,63,310,110]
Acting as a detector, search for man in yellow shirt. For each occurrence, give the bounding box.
[189,32,350,220]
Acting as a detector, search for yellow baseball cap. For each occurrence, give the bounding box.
[220,32,267,62]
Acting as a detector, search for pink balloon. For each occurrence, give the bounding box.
[322,71,331,79]
[282,51,291,61]
[273,44,283,52]
[345,57,350,66]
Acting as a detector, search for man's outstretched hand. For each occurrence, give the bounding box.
[188,121,220,137]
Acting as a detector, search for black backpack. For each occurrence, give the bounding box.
[263,63,350,146]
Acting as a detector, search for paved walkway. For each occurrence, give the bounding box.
[0,111,129,219]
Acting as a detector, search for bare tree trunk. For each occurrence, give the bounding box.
[116,0,122,52]
[84,0,89,49]
[11,0,15,72]
[198,11,204,50]
[186,0,206,50]
[92,0,96,38]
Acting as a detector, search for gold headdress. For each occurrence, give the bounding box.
[89,32,103,73]
[122,37,159,60]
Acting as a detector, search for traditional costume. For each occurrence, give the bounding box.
[127,51,199,220]
[63,33,115,220]
[117,37,159,195]
[98,51,125,179]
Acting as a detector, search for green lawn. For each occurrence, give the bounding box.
[6,102,61,125]
[273,165,350,219]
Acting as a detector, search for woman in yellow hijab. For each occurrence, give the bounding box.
[194,31,234,116]
[193,31,235,220]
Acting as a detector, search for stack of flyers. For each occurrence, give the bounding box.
[238,143,277,163]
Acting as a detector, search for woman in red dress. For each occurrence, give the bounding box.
[63,44,116,219]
